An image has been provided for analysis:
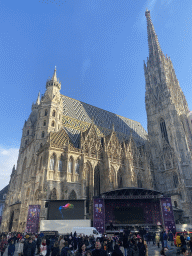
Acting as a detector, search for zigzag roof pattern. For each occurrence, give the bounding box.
[61,95,148,146]
[50,129,75,149]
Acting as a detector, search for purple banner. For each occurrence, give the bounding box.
[26,205,41,233]
[93,198,105,234]
[160,198,176,232]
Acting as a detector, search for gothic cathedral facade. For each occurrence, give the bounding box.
[1,10,192,232]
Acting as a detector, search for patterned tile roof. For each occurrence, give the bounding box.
[50,128,75,149]
[61,95,148,146]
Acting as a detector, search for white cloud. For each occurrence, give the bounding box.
[0,146,19,191]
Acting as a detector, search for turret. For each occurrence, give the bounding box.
[35,67,63,151]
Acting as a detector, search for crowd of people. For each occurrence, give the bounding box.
[0,229,191,256]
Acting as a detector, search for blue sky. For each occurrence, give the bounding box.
[0,0,192,190]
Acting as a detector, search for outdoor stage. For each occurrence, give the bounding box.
[93,188,176,234]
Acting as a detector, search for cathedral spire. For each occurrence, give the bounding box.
[51,66,57,82]
[145,10,164,62]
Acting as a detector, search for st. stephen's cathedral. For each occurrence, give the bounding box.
[1,10,192,232]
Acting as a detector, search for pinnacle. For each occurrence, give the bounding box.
[51,66,57,82]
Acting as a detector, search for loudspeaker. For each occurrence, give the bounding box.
[45,202,49,208]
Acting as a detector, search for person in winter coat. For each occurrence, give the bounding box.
[59,236,65,253]
[112,244,123,256]
[8,240,15,256]
[160,232,164,248]
[137,239,146,256]
[40,238,47,256]
[168,231,173,246]
[92,240,108,256]
[122,233,129,256]
[163,232,168,248]
[0,235,8,256]
[61,241,70,256]
[23,237,35,256]
[36,235,42,255]
[188,236,192,256]
[176,234,182,247]
[17,238,24,256]
[51,241,60,256]
[129,240,139,256]
[155,233,160,248]
[75,242,86,256]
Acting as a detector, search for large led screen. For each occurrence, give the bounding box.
[48,200,85,220]
[114,206,145,224]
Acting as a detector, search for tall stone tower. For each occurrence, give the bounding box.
[144,10,192,223]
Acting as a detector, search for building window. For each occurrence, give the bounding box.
[160,118,169,143]
[40,143,43,148]
[27,130,29,135]
[173,173,179,188]
[50,154,55,170]
[45,110,48,116]
[137,175,142,188]
[51,121,55,127]
[174,201,178,208]
[25,140,27,145]
[58,157,63,171]
[41,131,45,138]
[75,159,80,174]
[68,157,73,173]
[43,120,46,126]
[52,110,56,117]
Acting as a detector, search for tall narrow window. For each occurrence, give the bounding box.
[43,120,46,126]
[94,166,100,196]
[45,110,48,116]
[52,110,56,117]
[173,173,179,188]
[27,130,29,135]
[160,118,169,143]
[51,121,55,127]
[137,175,142,188]
[68,157,73,173]
[50,154,55,170]
[75,159,80,174]
[58,156,63,171]
[118,169,123,188]
[41,131,45,138]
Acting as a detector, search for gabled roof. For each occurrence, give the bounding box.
[50,128,75,149]
[61,95,148,146]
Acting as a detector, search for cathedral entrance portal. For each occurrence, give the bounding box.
[9,211,14,232]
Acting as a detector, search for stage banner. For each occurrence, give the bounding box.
[160,198,176,232]
[26,205,41,233]
[93,198,105,234]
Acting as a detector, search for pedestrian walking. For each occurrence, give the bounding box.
[8,240,15,256]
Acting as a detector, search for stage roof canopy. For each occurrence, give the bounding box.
[99,187,163,199]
